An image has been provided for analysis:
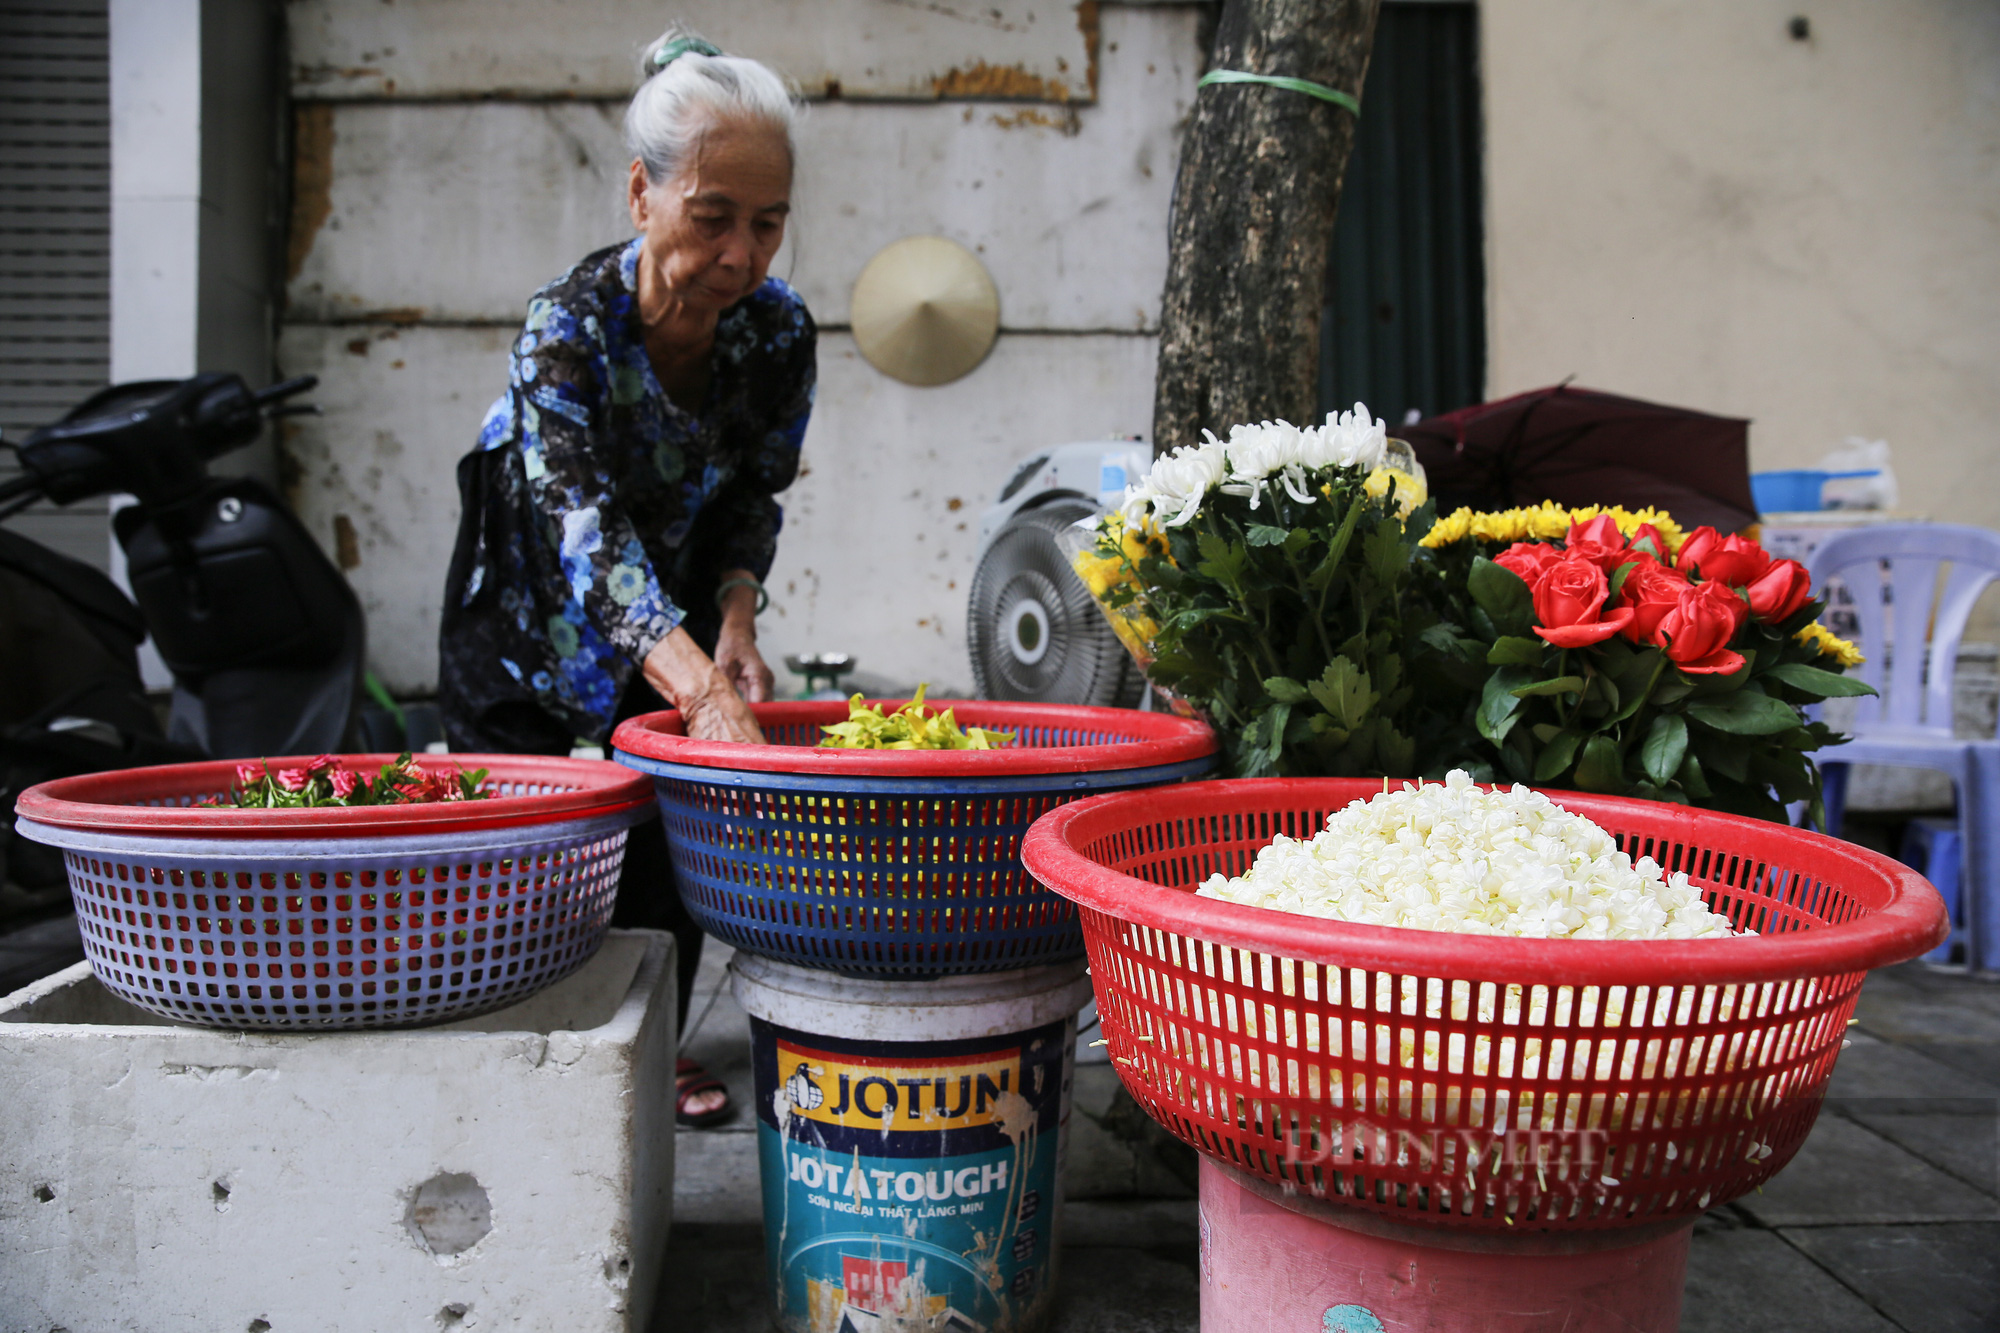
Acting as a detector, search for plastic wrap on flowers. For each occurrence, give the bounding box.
[1057,516,1194,713]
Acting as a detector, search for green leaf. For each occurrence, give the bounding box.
[1308,657,1378,730]
[1377,723,1416,777]
[1263,676,1311,705]
[1574,735,1625,792]
[1686,690,1803,736]
[1364,519,1407,587]
[1641,714,1689,787]
[1487,636,1545,666]
[1692,732,1749,782]
[1467,558,1534,636]
[1478,666,1534,744]
[1263,701,1291,765]
[1606,560,1639,601]
[1763,662,1878,698]
[1512,675,1586,698]
[1677,750,1713,799]
[1306,494,1367,592]
[1244,523,1290,547]
[1420,622,1480,661]
[1533,729,1586,783]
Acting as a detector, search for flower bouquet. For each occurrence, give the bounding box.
[1067,405,1872,821]
[1416,505,1870,823]
[1067,407,1442,778]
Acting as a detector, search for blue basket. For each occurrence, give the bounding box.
[612,702,1216,977]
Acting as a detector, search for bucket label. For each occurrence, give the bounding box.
[752,1015,1072,1333]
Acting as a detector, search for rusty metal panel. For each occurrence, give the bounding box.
[290,0,1104,104]
[284,6,1197,330]
[278,323,1155,694]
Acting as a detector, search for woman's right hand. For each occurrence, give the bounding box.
[643,627,767,744]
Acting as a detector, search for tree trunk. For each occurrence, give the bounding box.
[1153,0,1380,455]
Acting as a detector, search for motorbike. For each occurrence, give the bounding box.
[0,372,364,891]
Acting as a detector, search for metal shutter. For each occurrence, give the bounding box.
[0,0,110,569]
[1320,1,1486,427]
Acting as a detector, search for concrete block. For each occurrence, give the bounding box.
[277,323,1157,695]
[289,0,1103,103]
[0,929,677,1333]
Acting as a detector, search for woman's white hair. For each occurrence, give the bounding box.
[626,25,799,184]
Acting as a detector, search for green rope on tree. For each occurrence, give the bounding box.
[1197,68,1361,117]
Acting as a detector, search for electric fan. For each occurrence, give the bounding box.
[966,442,1149,706]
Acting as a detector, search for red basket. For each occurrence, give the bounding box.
[611,701,1216,976]
[1022,778,1947,1232]
[13,755,656,1030]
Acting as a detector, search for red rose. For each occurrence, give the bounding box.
[329,769,359,800]
[1744,558,1812,622]
[1530,553,1636,647]
[1676,526,1772,587]
[275,767,310,793]
[1627,523,1670,561]
[1494,541,1565,587]
[1654,579,1748,674]
[1564,515,1631,571]
[1614,556,1691,643]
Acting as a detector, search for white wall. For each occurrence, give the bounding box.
[279,1,1201,696]
[1482,0,2000,530]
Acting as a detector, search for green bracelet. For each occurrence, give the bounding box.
[1198,68,1361,117]
[716,576,769,615]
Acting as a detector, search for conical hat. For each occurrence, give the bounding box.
[849,235,1000,386]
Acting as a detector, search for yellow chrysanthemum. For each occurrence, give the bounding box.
[1795,621,1865,667]
[1419,502,1685,555]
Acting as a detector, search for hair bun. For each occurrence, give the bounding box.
[652,36,722,69]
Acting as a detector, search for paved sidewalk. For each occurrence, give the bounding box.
[659,947,2000,1333]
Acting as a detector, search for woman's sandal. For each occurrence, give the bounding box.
[676,1057,734,1128]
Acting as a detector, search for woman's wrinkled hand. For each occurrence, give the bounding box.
[714,621,775,704]
[643,627,766,744]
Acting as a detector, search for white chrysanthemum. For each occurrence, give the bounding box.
[1197,770,1741,941]
[1305,403,1390,472]
[1121,437,1228,528]
[1120,405,1389,527]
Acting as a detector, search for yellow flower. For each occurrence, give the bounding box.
[1364,467,1427,517]
[1418,502,1687,555]
[1796,621,1865,667]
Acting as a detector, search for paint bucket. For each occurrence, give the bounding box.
[731,953,1094,1333]
[1197,1158,1695,1333]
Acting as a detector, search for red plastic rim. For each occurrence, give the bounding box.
[14,753,657,839]
[610,700,1216,777]
[1023,778,1948,985]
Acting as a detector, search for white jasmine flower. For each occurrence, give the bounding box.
[1196,770,1742,942]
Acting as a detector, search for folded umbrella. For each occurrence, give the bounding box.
[1404,384,1758,533]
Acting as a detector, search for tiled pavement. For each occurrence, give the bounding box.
[659,946,2000,1332]
[1,916,1993,1329]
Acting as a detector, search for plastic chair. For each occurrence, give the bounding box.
[1807,523,2000,972]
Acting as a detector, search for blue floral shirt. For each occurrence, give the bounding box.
[439,239,815,747]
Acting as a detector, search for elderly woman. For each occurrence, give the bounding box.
[439,30,812,1125]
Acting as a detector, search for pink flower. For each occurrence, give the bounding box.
[329,769,359,800]
[275,768,310,793]
[236,763,264,787]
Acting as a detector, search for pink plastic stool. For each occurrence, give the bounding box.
[1197,1158,1695,1333]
